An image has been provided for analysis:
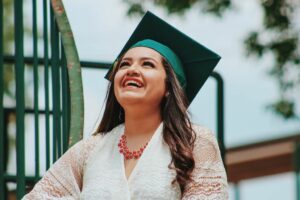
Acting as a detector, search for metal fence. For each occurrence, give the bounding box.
[1,0,72,199]
[0,1,225,199]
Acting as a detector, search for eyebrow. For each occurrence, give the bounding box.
[121,57,159,64]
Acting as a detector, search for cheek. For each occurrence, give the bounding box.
[160,78,167,95]
[148,73,167,95]
[113,71,123,87]
[113,71,123,97]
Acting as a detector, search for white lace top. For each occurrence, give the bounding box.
[22,123,228,200]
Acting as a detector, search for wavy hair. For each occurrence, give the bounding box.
[94,56,196,195]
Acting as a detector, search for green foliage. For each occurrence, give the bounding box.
[3,0,14,54]
[267,99,296,119]
[3,0,34,100]
[124,0,231,16]
[124,0,300,119]
[3,0,15,98]
[244,0,299,119]
[261,0,292,30]
[127,3,144,16]
[244,32,265,57]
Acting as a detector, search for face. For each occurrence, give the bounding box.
[114,47,167,109]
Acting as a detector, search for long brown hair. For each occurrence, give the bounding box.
[95,56,196,194]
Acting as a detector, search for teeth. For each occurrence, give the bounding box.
[125,80,142,88]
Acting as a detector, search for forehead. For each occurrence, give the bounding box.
[122,47,163,61]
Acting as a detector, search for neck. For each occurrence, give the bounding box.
[124,106,162,138]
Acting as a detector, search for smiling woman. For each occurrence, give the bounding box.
[114,47,167,108]
[22,11,228,200]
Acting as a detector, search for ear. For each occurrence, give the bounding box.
[165,91,170,98]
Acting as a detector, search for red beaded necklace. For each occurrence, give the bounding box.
[118,134,149,160]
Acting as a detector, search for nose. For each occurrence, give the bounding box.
[126,64,140,76]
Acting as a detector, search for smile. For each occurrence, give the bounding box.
[122,78,144,88]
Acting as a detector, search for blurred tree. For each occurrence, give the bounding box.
[123,0,300,119]
[3,0,33,103]
[125,0,231,16]
[3,0,15,98]
[244,0,300,119]
[3,0,44,139]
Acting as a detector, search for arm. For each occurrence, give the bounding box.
[182,125,228,200]
[22,135,100,200]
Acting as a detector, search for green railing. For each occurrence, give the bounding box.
[0,0,73,199]
[295,142,300,200]
[0,0,4,199]
[0,1,226,199]
[1,56,110,200]
[14,1,26,197]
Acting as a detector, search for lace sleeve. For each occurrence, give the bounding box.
[22,135,101,200]
[182,125,228,200]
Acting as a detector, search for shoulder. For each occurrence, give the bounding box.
[191,123,221,165]
[191,123,218,146]
[82,133,103,147]
[82,123,124,147]
[61,133,104,166]
[79,124,123,158]
[71,133,103,151]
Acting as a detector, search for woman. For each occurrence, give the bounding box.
[23,12,228,199]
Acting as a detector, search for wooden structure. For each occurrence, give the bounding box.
[226,132,300,183]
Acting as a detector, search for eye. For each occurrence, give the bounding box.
[143,61,155,68]
[119,61,130,68]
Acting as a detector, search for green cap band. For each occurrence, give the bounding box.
[131,39,186,88]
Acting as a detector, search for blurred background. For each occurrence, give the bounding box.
[1,0,300,199]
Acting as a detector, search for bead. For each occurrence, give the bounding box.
[118,134,149,160]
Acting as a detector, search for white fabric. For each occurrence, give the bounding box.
[22,123,228,200]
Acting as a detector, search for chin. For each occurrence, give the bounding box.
[117,95,145,106]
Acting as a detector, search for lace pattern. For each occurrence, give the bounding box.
[22,135,102,200]
[182,125,228,200]
[22,124,228,200]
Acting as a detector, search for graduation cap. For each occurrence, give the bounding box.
[105,11,221,104]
